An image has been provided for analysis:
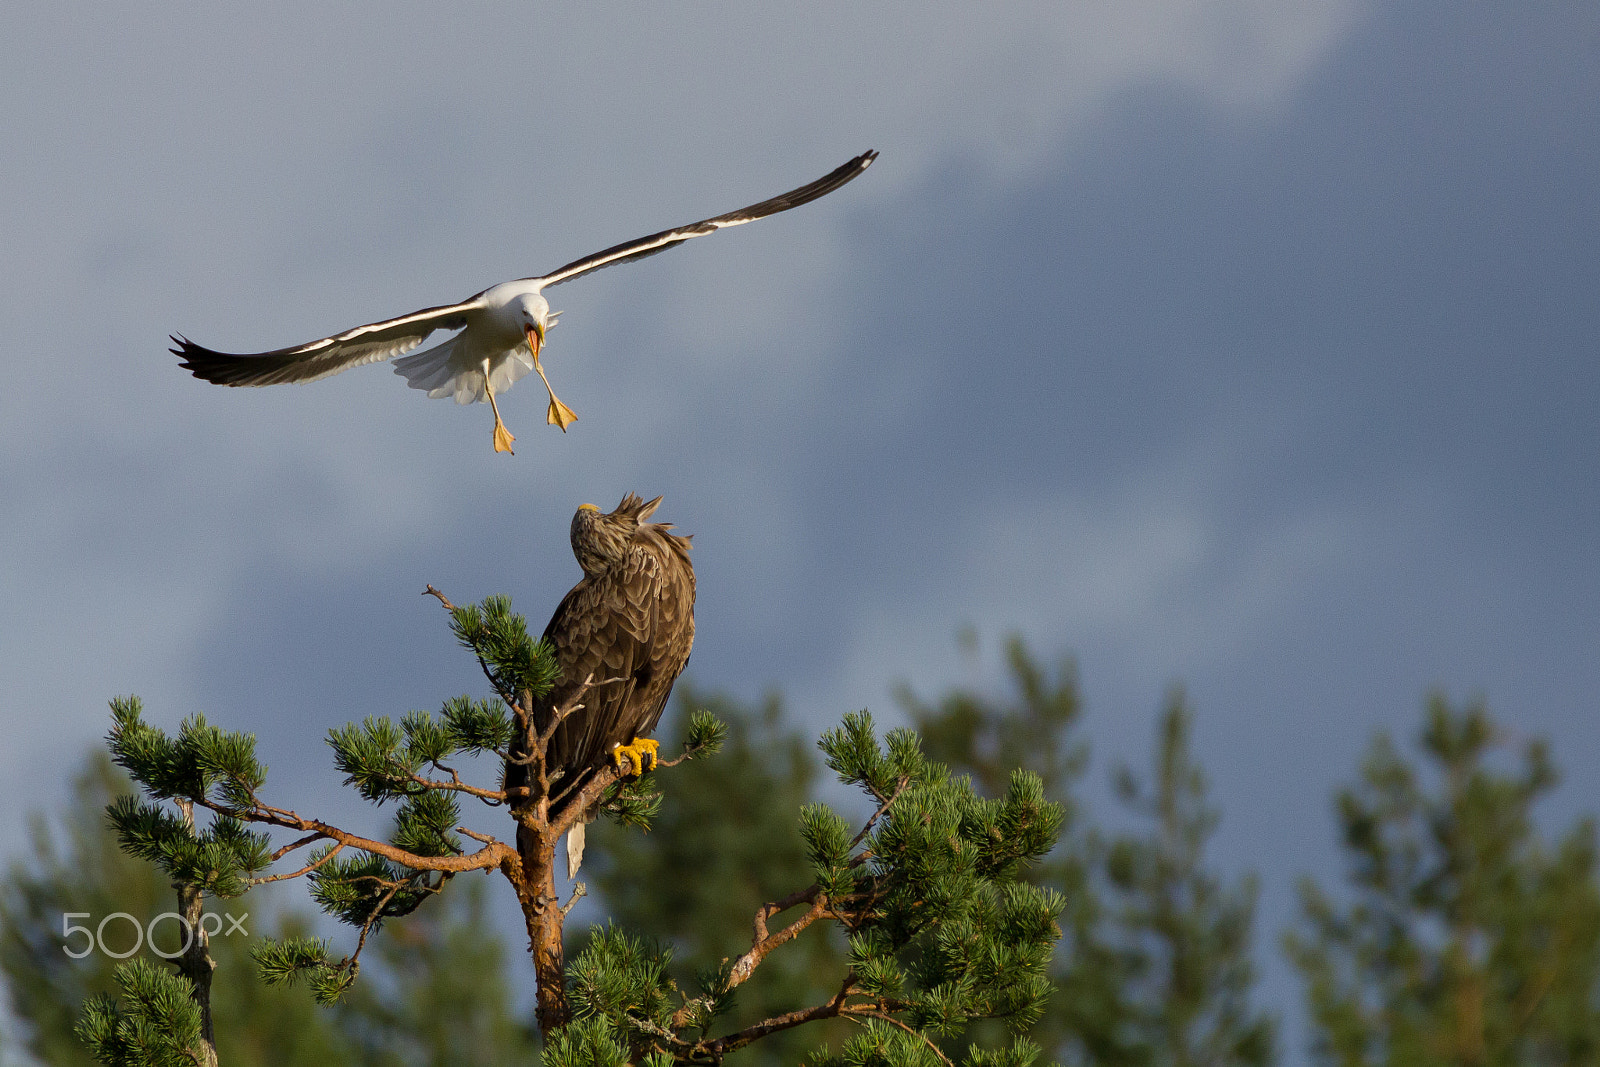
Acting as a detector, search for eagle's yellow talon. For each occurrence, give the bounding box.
[612,737,660,777]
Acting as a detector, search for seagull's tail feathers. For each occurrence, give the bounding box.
[488,346,536,395]
[393,340,534,405]
[393,336,471,400]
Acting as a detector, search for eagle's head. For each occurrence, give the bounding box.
[570,494,664,576]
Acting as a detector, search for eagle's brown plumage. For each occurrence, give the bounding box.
[539,493,695,774]
[517,494,694,873]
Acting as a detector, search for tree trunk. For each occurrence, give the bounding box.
[175,801,220,1067]
[517,820,572,1034]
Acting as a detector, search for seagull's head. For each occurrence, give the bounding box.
[516,293,554,354]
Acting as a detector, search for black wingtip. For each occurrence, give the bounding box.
[170,334,206,376]
[171,334,246,384]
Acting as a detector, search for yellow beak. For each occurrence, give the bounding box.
[525,321,545,356]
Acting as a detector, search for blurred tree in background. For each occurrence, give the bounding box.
[1,753,351,1066]
[1100,692,1274,1066]
[0,752,535,1067]
[898,639,1273,1066]
[1286,695,1600,1066]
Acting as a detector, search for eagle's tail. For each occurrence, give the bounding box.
[566,819,590,879]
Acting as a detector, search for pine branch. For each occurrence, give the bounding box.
[191,794,517,876]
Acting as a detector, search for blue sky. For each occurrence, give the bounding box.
[2,2,1597,1059]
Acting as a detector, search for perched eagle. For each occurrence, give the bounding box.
[521,493,695,875]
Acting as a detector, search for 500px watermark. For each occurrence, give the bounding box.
[60,911,248,959]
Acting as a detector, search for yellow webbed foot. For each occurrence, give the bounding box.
[547,396,578,432]
[493,419,516,454]
[612,737,660,777]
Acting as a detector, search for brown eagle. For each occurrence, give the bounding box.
[524,493,695,875]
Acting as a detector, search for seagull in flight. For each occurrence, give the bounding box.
[174,151,877,453]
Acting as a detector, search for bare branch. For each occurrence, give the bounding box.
[267,831,327,863]
[194,796,518,876]
[407,771,506,804]
[711,783,909,999]
[697,973,861,1057]
[727,890,830,991]
[560,881,587,918]
[248,843,346,887]
[456,826,503,849]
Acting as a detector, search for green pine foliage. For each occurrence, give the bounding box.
[900,639,1275,1067]
[551,703,1067,1066]
[898,638,1109,1064]
[446,594,561,703]
[59,589,1064,1065]
[1101,693,1274,1066]
[0,753,354,1066]
[75,958,203,1067]
[1286,694,1600,1066]
[9,593,1308,1067]
[584,687,841,1065]
[1,748,538,1066]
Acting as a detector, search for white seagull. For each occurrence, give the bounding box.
[174,150,877,453]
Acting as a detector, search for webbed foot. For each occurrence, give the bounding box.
[493,416,516,453]
[546,395,578,432]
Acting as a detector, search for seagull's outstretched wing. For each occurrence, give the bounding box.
[533,150,878,290]
[173,297,486,387]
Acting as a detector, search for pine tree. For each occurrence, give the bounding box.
[897,636,1109,1064]
[67,589,1068,1065]
[1101,692,1274,1066]
[1285,694,1600,1065]
[584,686,844,1065]
[0,750,537,1066]
[0,753,352,1067]
[901,639,1274,1067]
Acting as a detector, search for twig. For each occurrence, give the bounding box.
[423,585,520,708]
[859,1010,955,1067]
[267,831,327,863]
[339,878,407,978]
[407,772,506,804]
[849,776,909,852]
[658,737,716,770]
[248,842,346,886]
[192,796,517,875]
[698,973,860,1057]
[560,881,587,918]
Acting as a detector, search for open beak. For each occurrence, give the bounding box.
[525,321,545,358]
